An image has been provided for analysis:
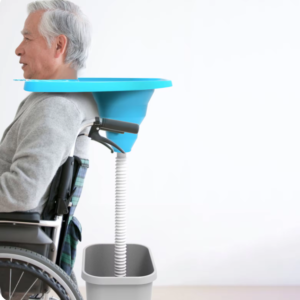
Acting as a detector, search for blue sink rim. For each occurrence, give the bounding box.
[13,77,172,92]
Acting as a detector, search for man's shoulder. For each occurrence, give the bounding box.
[25,92,84,120]
[49,92,99,120]
[31,92,81,108]
[28,92,98,121]
[32,91,93,106]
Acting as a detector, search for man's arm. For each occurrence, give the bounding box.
[0,96,83,212]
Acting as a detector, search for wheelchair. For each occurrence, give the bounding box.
[0,116,134,300]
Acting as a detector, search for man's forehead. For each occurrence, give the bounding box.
[21,11,44,36]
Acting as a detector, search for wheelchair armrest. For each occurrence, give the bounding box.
[0,212,40,223]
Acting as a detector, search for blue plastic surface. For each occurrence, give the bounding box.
[93,90,154,152]
[14,77,172,92]
[14,78,172,152]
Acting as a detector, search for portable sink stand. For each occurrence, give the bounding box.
[15,78,172,300]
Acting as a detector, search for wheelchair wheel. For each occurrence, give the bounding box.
[70,271,78,288]
[0,246,83,300]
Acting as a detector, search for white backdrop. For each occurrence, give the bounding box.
[0,0,300,287]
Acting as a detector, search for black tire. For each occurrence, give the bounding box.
[0,246,83,300]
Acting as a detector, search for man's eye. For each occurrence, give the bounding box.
[25,38,30,40]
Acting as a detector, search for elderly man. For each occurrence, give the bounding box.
[0,0,98,214]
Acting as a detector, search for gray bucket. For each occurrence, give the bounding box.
[81,244,157,300]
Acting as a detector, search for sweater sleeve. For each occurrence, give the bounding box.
[0,96,83,212]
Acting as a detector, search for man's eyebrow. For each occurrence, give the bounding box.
[21,30,32,36]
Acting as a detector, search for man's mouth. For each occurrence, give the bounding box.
[22,64,27,69]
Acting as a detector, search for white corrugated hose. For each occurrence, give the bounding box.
[114,152,127,277]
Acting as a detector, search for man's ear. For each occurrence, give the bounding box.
[54,35,68,58]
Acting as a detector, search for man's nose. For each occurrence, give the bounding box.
[15,42,24,57]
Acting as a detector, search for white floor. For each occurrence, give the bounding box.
[79,286,300,300]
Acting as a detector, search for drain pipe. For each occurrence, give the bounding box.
[114,152,127,277]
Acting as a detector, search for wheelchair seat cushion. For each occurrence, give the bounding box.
[0,212,40,223]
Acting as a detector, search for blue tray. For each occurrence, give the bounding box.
[14,77,172,92]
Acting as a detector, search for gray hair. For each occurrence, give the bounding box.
[27,0,92,71]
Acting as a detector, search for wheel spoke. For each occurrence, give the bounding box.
[9,270,25,300]
[20,278,39,300]
[9,262,29,300]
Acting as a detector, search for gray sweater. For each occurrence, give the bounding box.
[0,92,99,214]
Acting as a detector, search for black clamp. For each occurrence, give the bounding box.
[56,187,77,215]
[88,117,125,153]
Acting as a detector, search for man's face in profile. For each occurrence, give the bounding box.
[15,10,63,80]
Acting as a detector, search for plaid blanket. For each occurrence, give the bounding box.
[59,158,89,275]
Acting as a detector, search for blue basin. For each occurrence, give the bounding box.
[14,78,172,152]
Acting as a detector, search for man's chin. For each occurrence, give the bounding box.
[23,72,32,80]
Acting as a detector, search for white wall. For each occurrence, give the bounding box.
[0,0,300,287]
